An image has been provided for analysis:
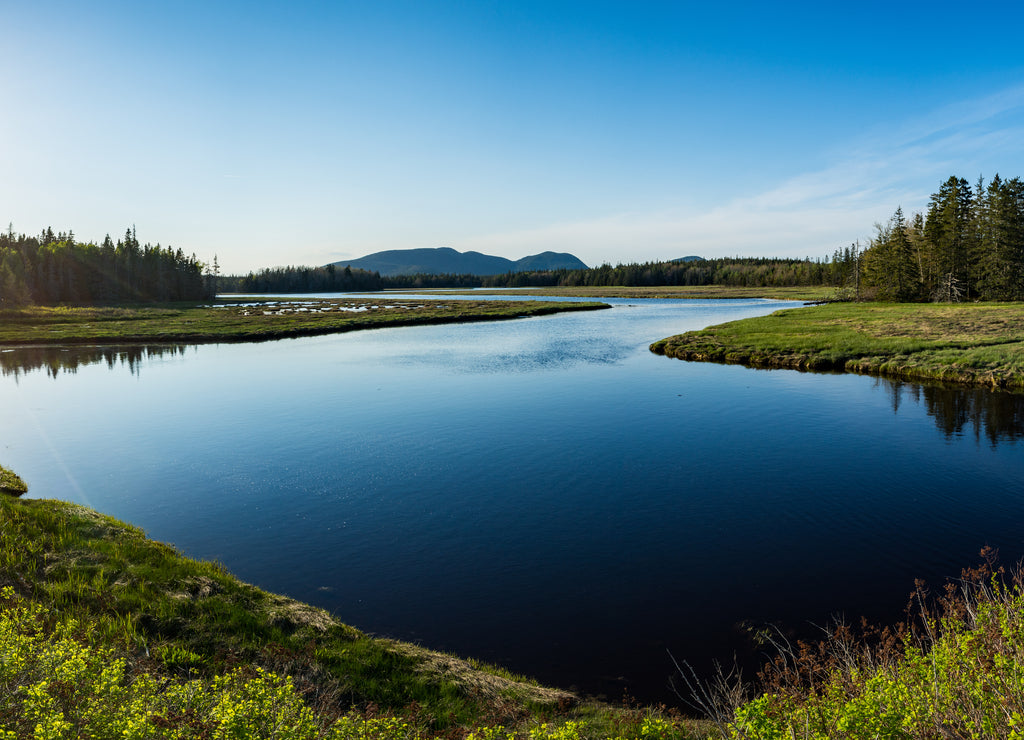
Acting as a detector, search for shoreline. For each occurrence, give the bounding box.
[651,301,1024,391]
[0,299,609,347]
[0,488,712,739]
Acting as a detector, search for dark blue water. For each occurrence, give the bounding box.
[2,297,1023,703]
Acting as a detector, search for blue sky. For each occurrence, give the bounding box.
[4,1,1024,274]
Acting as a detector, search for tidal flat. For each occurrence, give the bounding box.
[0,298,609,345]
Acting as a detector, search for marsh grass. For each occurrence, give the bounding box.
[0,299,608,345]
[0,465,27,496]
[651,302,1024,389]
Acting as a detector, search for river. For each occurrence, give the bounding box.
[2,295,1022,702]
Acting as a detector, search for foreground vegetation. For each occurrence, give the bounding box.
[0,489,702,739]
[694,551,1024,739]
[0,299,607,346]
[652,302,1024,390]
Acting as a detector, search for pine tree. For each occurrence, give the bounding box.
[924,176,975,300]
[864,208,920,301]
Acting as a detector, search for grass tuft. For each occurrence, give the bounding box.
[0,464,28,496]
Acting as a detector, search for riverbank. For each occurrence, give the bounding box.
[651,301,1024,390]
[0,486,707,739]
[0,298,608,345]
[0,464,27,495]
[428,285,833,301]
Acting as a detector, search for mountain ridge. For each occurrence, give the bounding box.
[328,247,588,276]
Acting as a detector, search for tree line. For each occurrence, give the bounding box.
[858,174,1024,302]
[0,226,213,307]
[222,256,840,295]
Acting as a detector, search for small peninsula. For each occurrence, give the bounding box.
[0,298,608,346]
[651,302,1024,390]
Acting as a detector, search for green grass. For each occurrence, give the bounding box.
[651,302,1024,390]
[0,465,27,496]
[0,490,710,739]
[0,299,609,346]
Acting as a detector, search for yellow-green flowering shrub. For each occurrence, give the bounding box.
[528,721,582,740]
[465,725,517,740]
[726,575,1024,739]
[0,587,422,739]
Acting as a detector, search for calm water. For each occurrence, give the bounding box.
[2,297,1023,703]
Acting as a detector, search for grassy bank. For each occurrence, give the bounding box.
[651,302,1024,390]
[0,298,608,346]
[0,487,705,739]
[0,464,27,496]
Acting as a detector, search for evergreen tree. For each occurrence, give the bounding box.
[974,175,1024,300]
[924,176,975,299]
[863,208,921,301]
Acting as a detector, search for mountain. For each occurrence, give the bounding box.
[329,247,588,276]
[511,251,589,272]
[671,255,705,263]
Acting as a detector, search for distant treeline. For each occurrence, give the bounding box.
[223,265,491,293]
[224,256,841,295]
[858,174,1024,301]
[483,256,839,288]
[0,227,212,307]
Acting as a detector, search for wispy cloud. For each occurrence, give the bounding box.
[456,85,1024,264]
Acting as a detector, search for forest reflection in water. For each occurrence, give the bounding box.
[0,344,192,380]
[4,341,1023,446]
[875,377,1024,445]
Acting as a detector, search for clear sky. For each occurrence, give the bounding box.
[4,1,1024,274]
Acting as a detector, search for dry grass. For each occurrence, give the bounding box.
[390,642,578,709]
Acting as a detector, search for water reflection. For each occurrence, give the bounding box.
[877,378,1024,446]
[4,341,1020,447]
[0,344,193,379]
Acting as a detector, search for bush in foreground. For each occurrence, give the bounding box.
[694,550,1024,739]
[0,586,689,740]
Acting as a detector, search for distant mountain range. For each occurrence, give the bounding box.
[329,248,588,277]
